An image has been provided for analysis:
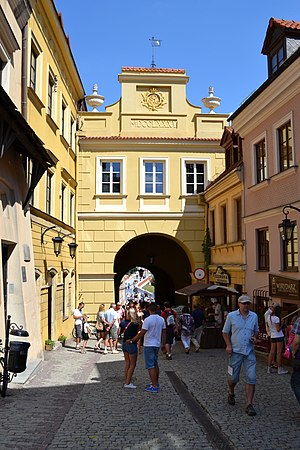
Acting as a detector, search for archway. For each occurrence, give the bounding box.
[114,233,192,306]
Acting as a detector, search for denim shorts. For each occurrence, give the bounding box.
[75,324,82,339]
[122,341,138,355]
[144,346,159,369]
[228,351,256,385]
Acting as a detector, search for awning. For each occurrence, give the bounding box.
[175,281,238,297]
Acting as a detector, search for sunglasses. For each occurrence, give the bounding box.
[241,302,251,305]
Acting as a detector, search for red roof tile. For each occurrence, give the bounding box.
[262,17,300,54]
[270,18,300,30]
[79,136,219,142]
[121,67,186,74]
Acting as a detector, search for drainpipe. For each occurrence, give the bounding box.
[21,24,28,120]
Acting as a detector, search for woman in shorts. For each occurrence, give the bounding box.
[120,308,139,389]
[267,305,288,374]
[95,304,107,351]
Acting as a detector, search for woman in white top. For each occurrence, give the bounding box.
[267,305,288,375]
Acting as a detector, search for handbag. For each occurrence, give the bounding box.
[96,321,104,331]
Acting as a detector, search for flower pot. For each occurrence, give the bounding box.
[45,344,54,351]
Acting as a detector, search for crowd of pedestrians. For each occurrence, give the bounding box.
[72,296,300,404]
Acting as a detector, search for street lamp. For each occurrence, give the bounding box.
[52,235,63,256]
[279,205,300,241]
[41,226,77,258]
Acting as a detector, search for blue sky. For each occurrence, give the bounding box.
[54,0,300,114]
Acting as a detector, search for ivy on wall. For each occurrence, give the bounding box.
[202,228,212,272]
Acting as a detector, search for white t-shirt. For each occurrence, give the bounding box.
[268,315,284,339]
[142,314,166,347]
[73,308,83,325]
[105,308,119,330]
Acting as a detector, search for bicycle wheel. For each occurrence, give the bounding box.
[1,366,9,398]
[72,326,76,339]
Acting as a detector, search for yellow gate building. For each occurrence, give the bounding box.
[77,67,228,315]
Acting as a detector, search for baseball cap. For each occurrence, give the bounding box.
[238,295,252,304]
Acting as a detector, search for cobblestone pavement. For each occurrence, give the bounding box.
[1,337,299,450]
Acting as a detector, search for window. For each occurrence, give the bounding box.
[101,161,121,193]
[235,197,242,241]
[210,210,215,245]
[221,204,227,244]
[270,45,285,74]
[30,44,38,91]
[144,161,164,194]
[22,156,34,206]
[61,183,66,221]
[46,171,53,215]
[257,228,269,270]
[282,223,298,271]
[61,99,67,137]
[185,162,205,194]
[255,139,267,183]
[70,116,75,148]
[278,121,293,172]
[70,192,74,227]
[48,72,55,117]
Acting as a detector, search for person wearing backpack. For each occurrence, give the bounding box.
[161,301,177,360]
[180,306,194,354]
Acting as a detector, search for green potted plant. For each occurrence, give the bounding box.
[45,339,55,351]
[58,334,67,346]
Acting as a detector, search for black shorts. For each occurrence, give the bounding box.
[271,337,284,343]
[166,327,174,345]
[82,331,89,341]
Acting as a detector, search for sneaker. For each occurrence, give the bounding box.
[146,383,160,388]
[124,383,137,389]
[145,386,159,393]
[76,345,80,350]
[227,392,235,406]
[245,404,257,416]
[166,353,172,360]
[278,367,288,375]
[112,349,118,354]
[103,349,108,354]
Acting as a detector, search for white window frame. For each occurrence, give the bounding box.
[61,96,68,139]
[45,169,55,216]
[140,157,168,196]
[181,158,209,195]
[29,34,42,98]
[96,156,125,195]
[273,111,294,174]
[251,131,268,185]
[69,114,75,149]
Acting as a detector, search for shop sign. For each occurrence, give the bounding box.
[269,274,300,300]
[213,266,230,285]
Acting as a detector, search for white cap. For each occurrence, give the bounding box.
[238,295,252,304]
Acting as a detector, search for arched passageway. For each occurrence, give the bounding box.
[114,233,192,306]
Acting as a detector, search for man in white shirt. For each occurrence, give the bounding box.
[128,302,166,393]
[73,302,84,350]
[104,303,119,354]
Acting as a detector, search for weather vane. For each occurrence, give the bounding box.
[149,36,161,68]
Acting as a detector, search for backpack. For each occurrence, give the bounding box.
[166,310,175,327]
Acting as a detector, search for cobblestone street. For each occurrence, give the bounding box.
[1,338,299,450]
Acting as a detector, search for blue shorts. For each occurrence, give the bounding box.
[122,341,138,355]
[228,351,256,385]
[144,346,159,369]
